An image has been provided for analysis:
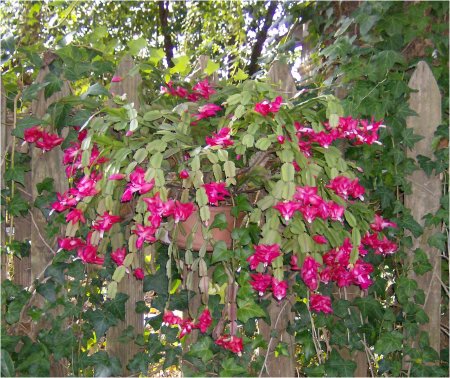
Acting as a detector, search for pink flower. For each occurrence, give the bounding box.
[92,211,121,236]
[370,214,397,231]
[192,79,216,100]
[310,294,333,313]
[66,209,86,224]
[205,127,234,147]
[172,201,195,223]
[163,311,183,325]
[35,132,64,152]
[290,255,301,271]
[327,176,365,201]
[58,237,85,251]
[24,126,44,143]
[312,131,336,148]
[108,173,126,180]
[312,235,327,245]
[362,232,398,256]
[77,244,104,265]
[196,309,212,333]
[327,201,345,222]
[193,103,222,121]
[111,75,123,83]
[250,273,273,296]
[254,96,283,116]
[121,166,155,202]
[294,186,321,205]
[301,256,321,291]
[273,201,301,221]
[133,268,145,280]
[277,135,285,144]
[215,335,243,354]
[111,247,126,266]
[179,320,196,339]
[299,205,318,224]
[292,161,301,172]
[179,170,190,179]
[202,182,230,206]
[351,260,373,289]
[133,224,157,249]
[51,191,78,213]
[247,244,281,270]
[271,277,288,301]
[63,143,81,166]
[75,175,99,199]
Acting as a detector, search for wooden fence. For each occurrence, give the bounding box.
[0,57,443,376]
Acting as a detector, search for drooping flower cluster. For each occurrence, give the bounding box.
[161,78,216,101]
[24,125,64,152]
[202,182,230,206]
[193,103,222,122]
[205,127,234,148]
[247,244,288,301]
[215,335,244,355]
[120,166,155,202]
[273,184,345,224]
[254,96,283,116]
[162,308,212,339]
[362,214,398,256]
[294,117,384,157]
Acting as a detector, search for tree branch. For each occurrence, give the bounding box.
[247,1,278,76]
[158,1,174,68]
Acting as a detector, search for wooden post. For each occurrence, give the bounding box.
[106,56,145,374]
[1,83,10,283]
[257,63,297,377]
[405,61,442,353]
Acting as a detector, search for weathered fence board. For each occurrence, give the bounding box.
[405,61,442,353]
[106,56,145,373]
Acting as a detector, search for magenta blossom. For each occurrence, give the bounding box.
[108,173,126,180]
[66,209,86,225]
[179,170,189,179]
[111,75,123,83]
[202,182,230,206]
[192,79,216,100]
[247,244,281,270]
[273,201,301,221]
[350,260,374,289]
[193,103,222,121]
[133,268,145,280]
[171,201,195,223]
[301,256,321,291]
[51,190,79,213]
[24,126,44,143]
[35,131,64,152]
[58,237,85,251]
[92,211,121,237]
[163,311,183,325]
[272,277,288,301]
[205,127,234,148]
[77,244,104,265]
[277,135,285,144]
[121,166,155,202]
[290,255,301,271]
[111,247,126,266]
[312,235,328,245]
[309,294,333,314]
[370,214,397,231]
[196,309,212,333]
[250,273,273,296]
[179,320,196,339]
[133,224,157,249]
[215,335,243,355]
[327,176,365,201]
[254,96,283,116]
[74,175,100,199]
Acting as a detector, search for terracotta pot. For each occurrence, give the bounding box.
[176,206,242,251]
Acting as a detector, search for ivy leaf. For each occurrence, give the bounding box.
[170,55,190,75]
[372,50,405,72]
[233,69,248,81]
[416,155,435,176]
[43,72,63,99]
[428,233,447,251]
[7,194,30,216]
[84,309,117,336]
[4,166,26,186]
[188,336,214,364]
[374,331,403,354]
[36,177,54,194]
[401,128,424,150]
[127,37,147,55]
[1,349,15,377]
[127,352,150,375]
[163,348,180,370]
[220,358,247,377]
[324,350,356,377]
[413,248,432,275]
[82,83,110,98]
[211,241,230,264]
[209,213,228,230]
[88,351,122,377]
[354,297,383,320]
[205,59,220,75]
[398,213,423,237]
[237,300,266,323]
[104,293,129,321]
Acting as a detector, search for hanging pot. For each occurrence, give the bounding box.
[176,205,242,251]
